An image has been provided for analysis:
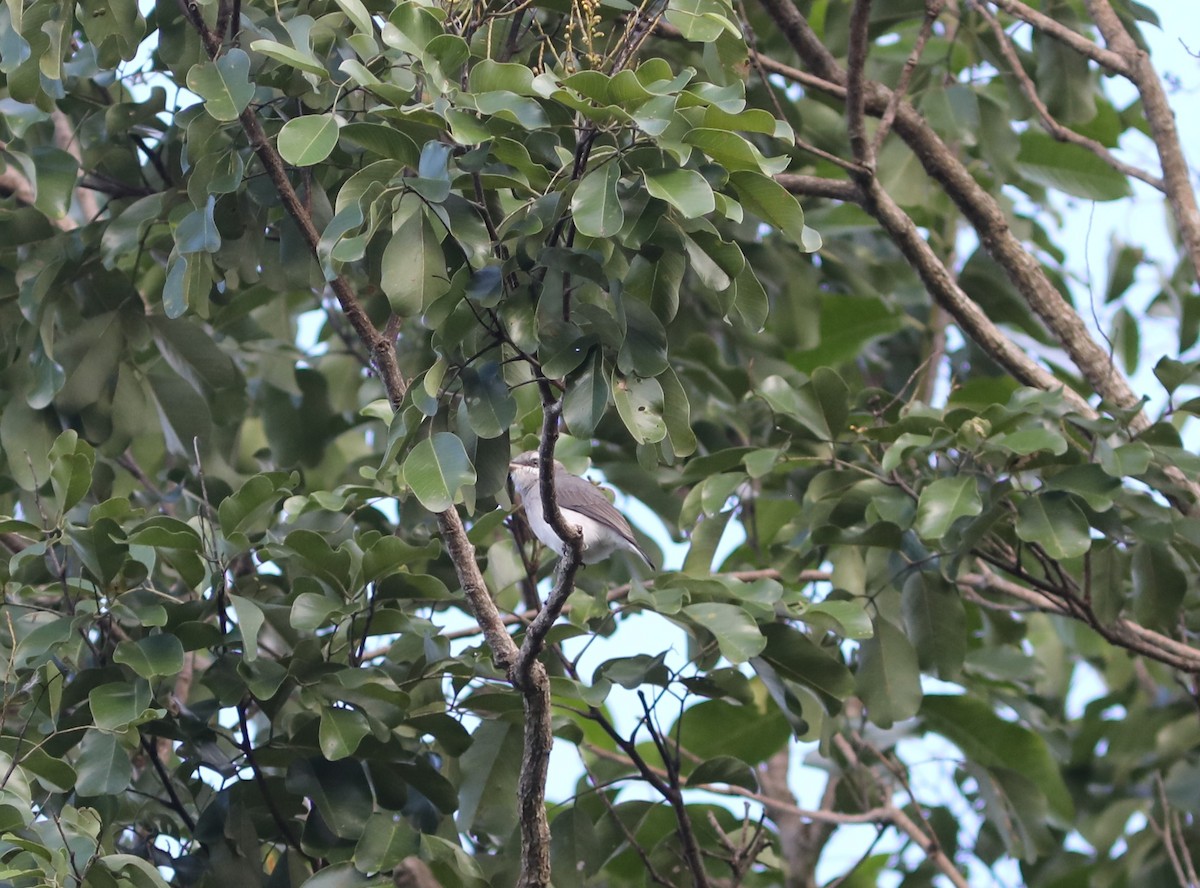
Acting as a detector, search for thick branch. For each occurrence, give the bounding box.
[774,174,860,201]
[510,398,584,888]
[857,177,1093,411]
[516,399,584,684]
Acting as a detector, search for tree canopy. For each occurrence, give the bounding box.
[2,0,1200,885]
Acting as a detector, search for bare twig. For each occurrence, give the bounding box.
[874,1,944,150]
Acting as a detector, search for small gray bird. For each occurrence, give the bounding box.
[509,451,654,568]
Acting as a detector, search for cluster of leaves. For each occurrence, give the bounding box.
[2,0,1200,885]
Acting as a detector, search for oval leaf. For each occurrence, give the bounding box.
[572,161,624,237]
[402,433,476,512]
[278,113,341,166]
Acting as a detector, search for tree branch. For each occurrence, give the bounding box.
[873,0,944,151]
[753,0,1151,428]
[960,567,1200,672]
[178,10,552,884]
[975,1,1164,190]
[845,0,873,167]
[1082,0,1200,285]
[988,0,1130,75]
[856,175,1094,411]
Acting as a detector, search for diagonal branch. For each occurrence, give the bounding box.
[974,1,1164,190]
[989,0,1129,75]
[873,0,944,151]
[960,567,1200,672]
[754,0,1150,428]
[1082,0,1200,285]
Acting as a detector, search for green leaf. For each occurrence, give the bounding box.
[381,208,448,316]
[675,698,790,764]
[175,196,221,253]
[320,707,371,760]
[643,168,715,218]
[914,476,982,540]
[461,362,516,439]
[666,0,740,41]
[333,0,373,35]
[113,634,185,678]
[758,374,843,440]
[625,250,685,320]
[659,365,697,457]
[686,755,757,790]
[402,433,476,512]
[49,430,94,517]
[163,253,212,318]
[683,128,788,175]
[922,694,1073,823]
[354,814,419,874]
[31,147,78,219]
[803,599,873,640]
[229,594,266,661]
[1097,439,1152,476]
[339,122,420,166]
[74,732,132,797]
[990,426,1069,456]
[902,572,966,680]
[612,374,667,444]
[278,114,341,166]
[249,38,329,79]
[286,758,373,840]
[186,49,255,122]
[728,171,814,249]
[1014,492,1091,559]
[1131,542,1187,630]
[855,617,922,728]
[562,351,609,437]
[218,473,292,541]
[681,603,766,663]
[1016,130,1133,201]
[757,624,855,700]
[455,719,520,836]
[89,680,152,731]
[572,161,624,237]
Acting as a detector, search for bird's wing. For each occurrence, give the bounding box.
[557,473,654,567]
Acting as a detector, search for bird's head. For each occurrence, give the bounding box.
[509,451,568,495]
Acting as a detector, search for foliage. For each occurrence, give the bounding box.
[1,0,1199,886]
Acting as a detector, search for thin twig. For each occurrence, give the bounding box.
[873,0,944,150]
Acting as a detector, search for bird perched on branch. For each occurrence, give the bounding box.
[508,451,654,569]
